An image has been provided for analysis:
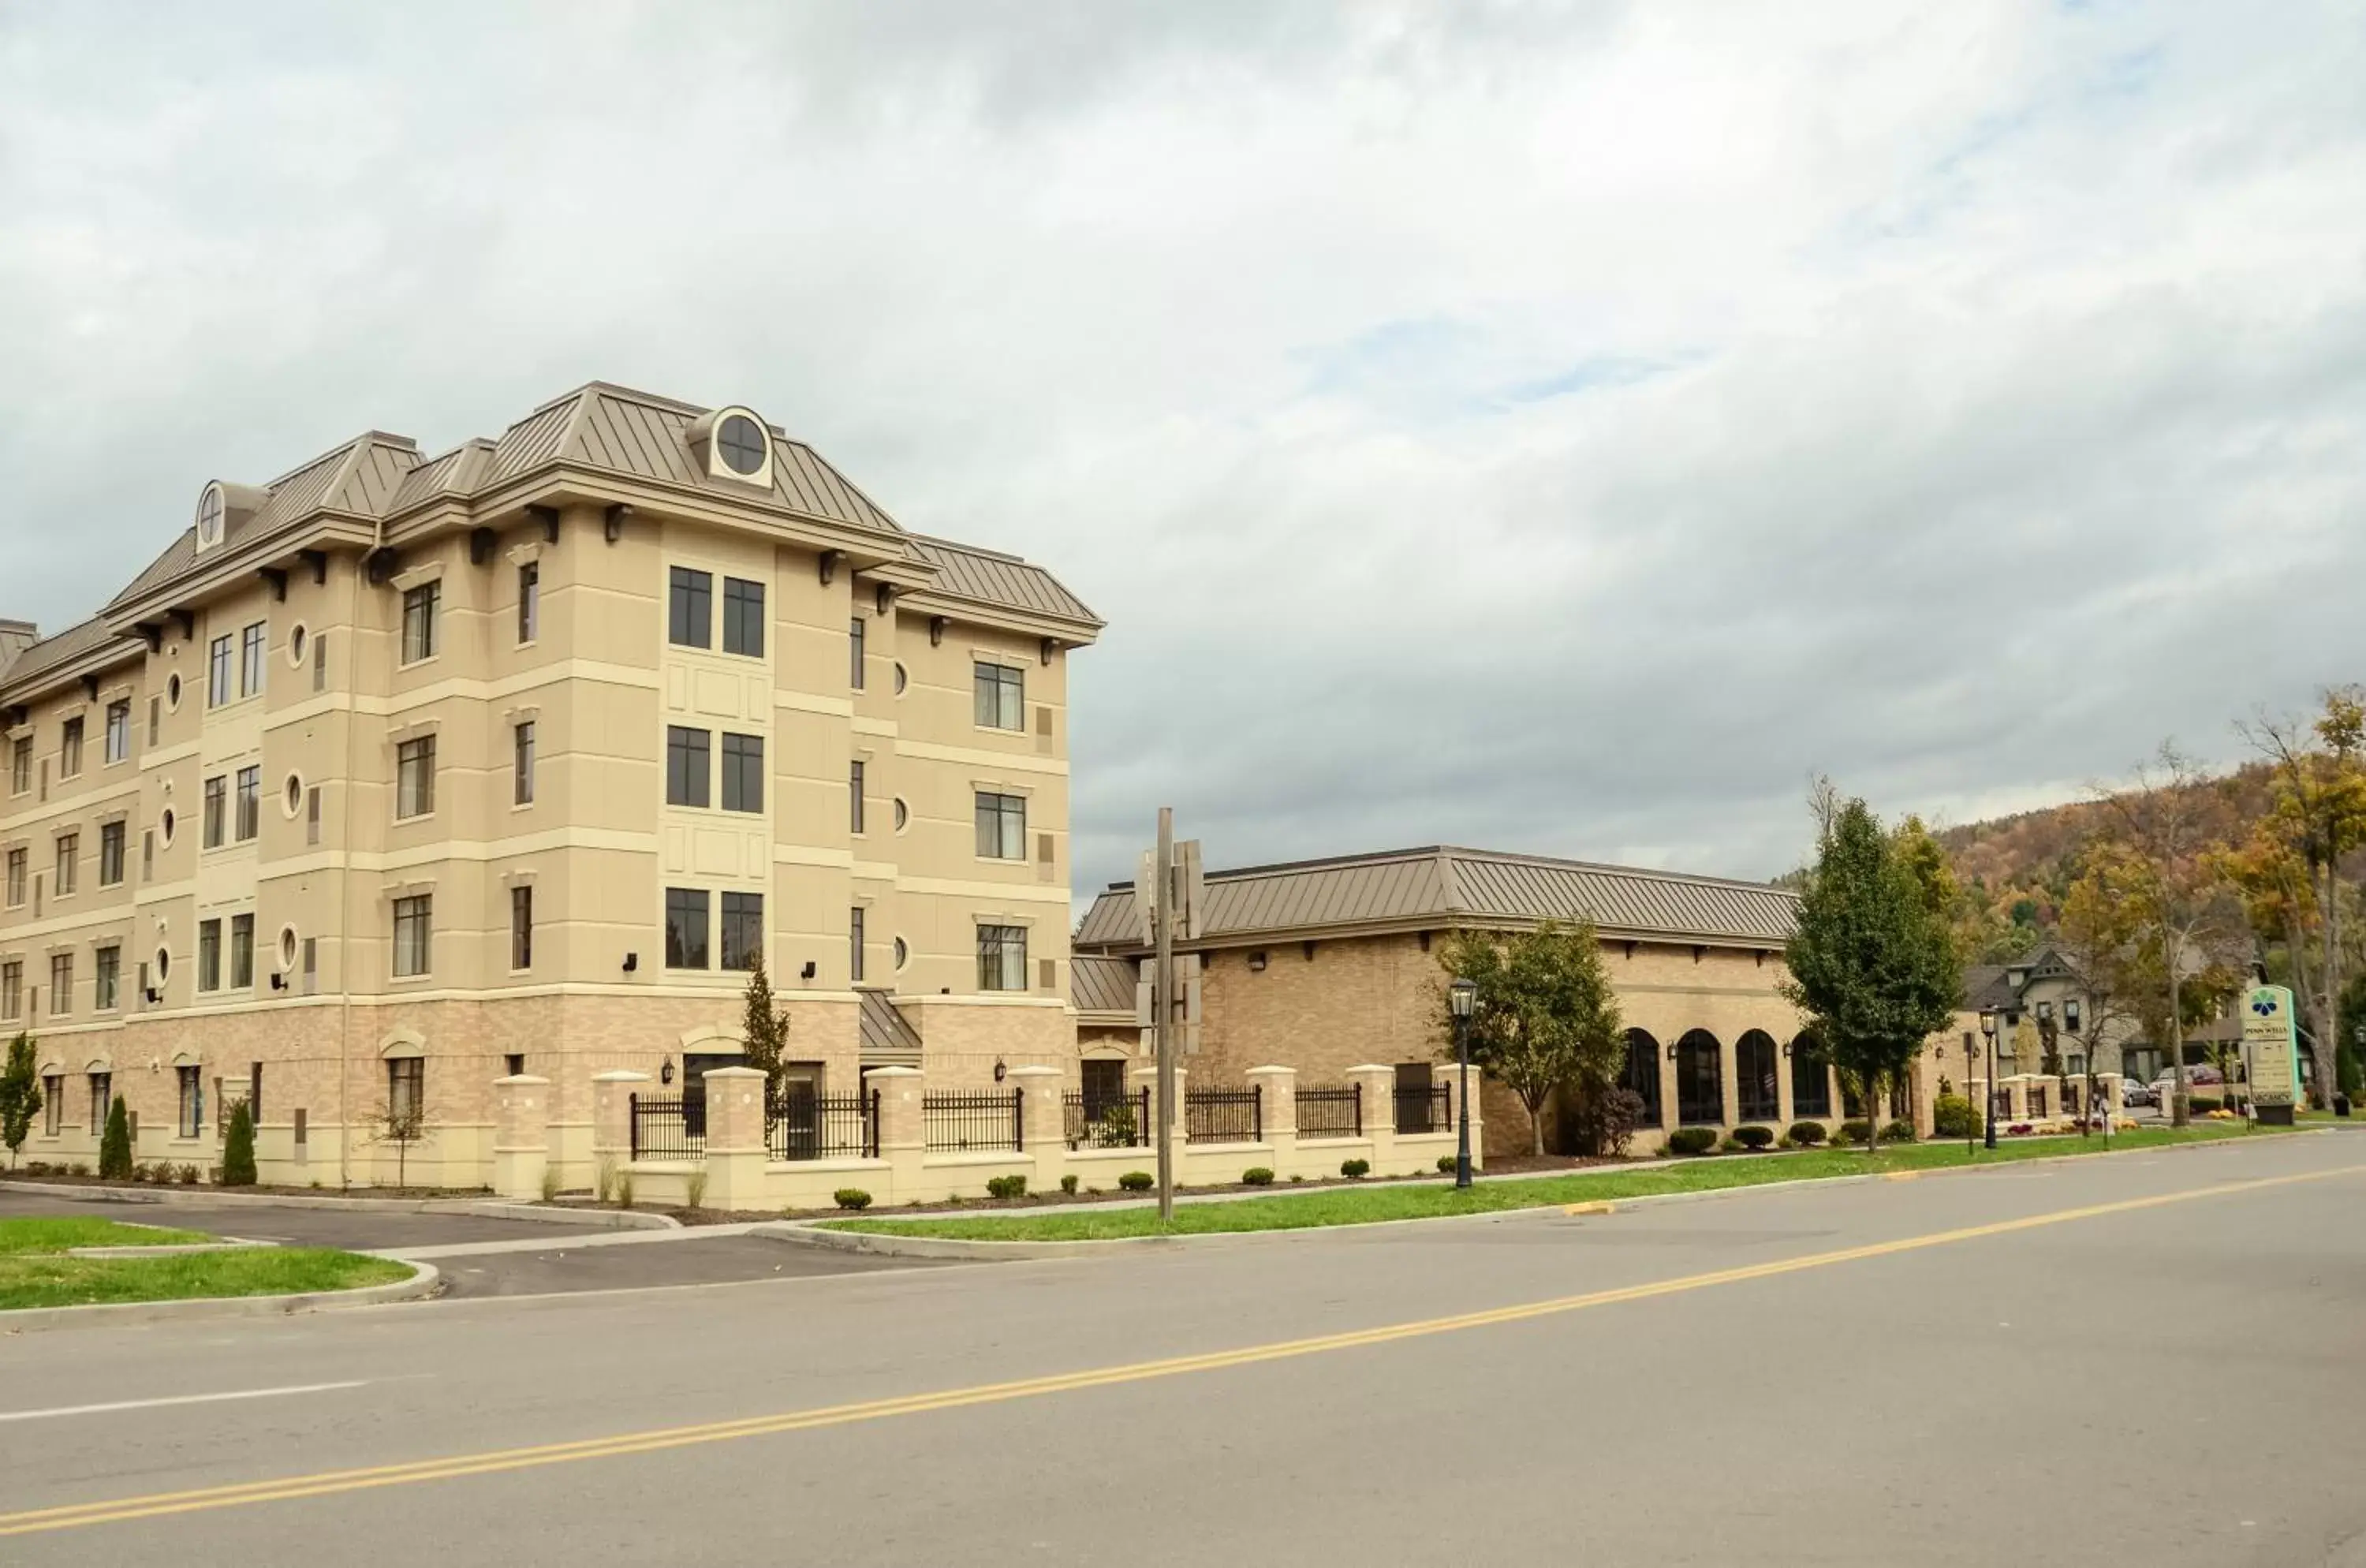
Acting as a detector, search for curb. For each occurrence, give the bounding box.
[0,1181,678,1230]
[0,1260,442,1335]
[764,1127,2323,1259]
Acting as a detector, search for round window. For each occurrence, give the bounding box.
[893,797,909,832]
[289,625,308,667]
[717,414,767,476]
[893,936,909,971]
[196,484,223,547]
[166,672,183,708]
[893,662,908,696]
[159,807,176,845]
[155,947,171,982]
[285,774,304,815]
[279,927,298,969]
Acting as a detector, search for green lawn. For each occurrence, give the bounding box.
[0,1217,412,1311]
[823,1123,2281,1243]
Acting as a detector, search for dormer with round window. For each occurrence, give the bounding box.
[684,405,776,491]
[192,480,266,556]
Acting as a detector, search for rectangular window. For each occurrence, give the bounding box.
[720,733,763,813]
[1,961,19,1018]
[142,829,154,880]
[234,765,260,841]
[665,888,711,969]
[513,722,536,806]
[306,787,322,846]
[95,945,118,1011]
[199,919,222,992]
[505,1053,525,1079]
[849,760,866,834]
[510,885,533,971]
[9,736,29,795]
[401,582,440,663]
[4,849,23,908]
[666,726,711,808]
[849,905,865,984]
[722,577,765,657]
[517,562,539,644]
[104,700,130,764]
[59,715,83,778]
[849,617,866,689]
[976,924,1028,992]
[974,663,1024,730]
[392,894,433,978]
[203,775,227,847]
[99,821,125,886]
[395,737,436,819]
[312,630,327,693]
[975,792,1026,860]
[387,1056,424,1129]
[719,891,762,972]
[178,1065,203,1139]
[147,696,160,747]
[50,952,72,1015]
[230,913,254,990]
[89,1072,110,1134]
[43,1074,61,1137]
[54,832,77,896]
[240,621,267,697]
[303,936,318,995]
[209,634,234,705]
[668,566,712,648]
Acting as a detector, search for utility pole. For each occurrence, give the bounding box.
[1153,806,1176,1226]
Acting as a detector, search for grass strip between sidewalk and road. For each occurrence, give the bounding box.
[0,1217,411,1311]
[819,1123,2285,1242]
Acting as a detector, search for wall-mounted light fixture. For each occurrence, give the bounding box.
[992,1057,1007,1083]
[621,951,639,974]
[659,1057,675,1086]
[800,961,817,980]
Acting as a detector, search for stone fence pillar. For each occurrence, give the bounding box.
[1009,1066,1066,1193]
[1130,1062,1187,1142]
[1248,1064,1299,1175]
[700,1066,767,1210]
[491,1074,550,1201]
[870,1066,924,1204]
[1347,1064,1398,1173]
[591,1070,651,1191]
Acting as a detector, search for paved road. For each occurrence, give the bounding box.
[6,1133,2366,1565]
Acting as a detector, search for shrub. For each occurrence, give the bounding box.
[2188,1095,2223,1114]
[1289,1173,1305,1182]
[1666,1127,1718,1155]
[69,1161,89,1177]
[834,1187,872,1211]
[1718,1135,1746,1153]
[1118,1170,1154,1192]
[684,1168,710,1210]
[1438,1154,1458,1173]
[539,1163,562,1203]
[1340,1158,1371,1178]
[615,1170,636,1209]
[1095,1101,1139,1149]
[220,1102,258,1187]
[1878,1120,1916,1144]
[595,1155,618,1204]
[1837,1119,1873,1146]
[1931,1094,1980,1140]
[1786,1120,1827,1146]
[177,1163,201,1185]
[99,1096,132,1180]
[1566,1084,1648,1158]
[1059,1174,1078,1194]
[1733,1124,1774,1150]
[1241,1167,1274,1185]
[129,1161,151,1184]
[985,1174,1028,1200]
[23,1159,49,1177]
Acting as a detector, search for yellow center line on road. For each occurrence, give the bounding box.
[6,1160,2357,1539]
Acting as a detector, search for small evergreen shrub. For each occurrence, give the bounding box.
[177,1163,201,1184]
[129,1161,151,1184]
[1241,1167,1274,1185]
[1437,1154,1458,1173]
[220,1102,258,1187]
[1837,1119,1873,1145]
[23,1159,49,1177]
[1878,1120,1916,1144]
[1340,1158,1370,1178]
[99,1096,132,1180]
[1059,1174,1078,1194]
[1733,1125,1774,1150]
[69,1161,90,1177]
[1118,1170,1154,1192]
[1718,1135,1746,1153]
[985,1174,1028,1200]
[1786,1121,1827,1145]
[1931,1094,1980,1139]
[1666,1127,1718,1155]
[834,1187,872,1210]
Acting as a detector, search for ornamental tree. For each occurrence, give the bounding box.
[1435,920,1624,1156]
[0,1032,40,1169]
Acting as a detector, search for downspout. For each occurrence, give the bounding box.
[336,519,382,1189]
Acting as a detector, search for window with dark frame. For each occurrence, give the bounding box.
[177,1064,203,1139]
[1736,1029,1780,1123]
[198,919,222,992]
[666,726,710,808]
[720,891,763,971]
[89,1071,110,1134]
[722,577,764,657]
[387,1056,424,1127]
[9,736,28,795]
[973,663,1024,730]
[234,765,260,841]
[54,832,77,896]
[668,566,712,648]
[43,1073,61,1136]
[510,885,533,971]
[517,562,539,644]
[513,722,536,806]
[849,760,865,834]
[99,821,124,886]
[1621,1030,1663,1126]
[104,699,130,764]
[849,905,865,983]
[849,617,866,689]
[976,924,1028,991]
[208,634,233,705]
[401,582,440,663]
[392,894,432,978]
[974,792,1026,860]
[203,774,227,847]
[0,961,18,1019]
[665,887,711,969]
[720,733,763,813]
[395,737,436,819]
[95,948,121,1010]
[1675,1029,1722,1126]
[230,913,254,990]
[2,848,21,908]
[49,952,70,1015]
[240,621,267,697]
[59,715,83,778]
[1789,1036,1833,1118]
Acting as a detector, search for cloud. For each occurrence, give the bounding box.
[2,0,2360,904]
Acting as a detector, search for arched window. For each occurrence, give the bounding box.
[1620,1029,1662,1127]
[1736,1029,1780,1122]
[1675,1029,1722,1126]
[1789,1036,1832,1118]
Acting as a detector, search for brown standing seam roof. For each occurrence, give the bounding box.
[0,617,133,689]
[909,536,1099,624]
[1073,846,1800,951]
[1069,955,1140,1014]
[856,989,926,1062]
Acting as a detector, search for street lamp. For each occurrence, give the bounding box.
[1962,1032,1977,1155]
[1979,1009,1999,1152]
[1450,977,1480,1189]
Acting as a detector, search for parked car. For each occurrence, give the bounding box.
[2121,1079,2157,1108]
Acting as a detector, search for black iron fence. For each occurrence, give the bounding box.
[1294,1085,1362,1140]
[1065,1088,1150,1150]
[1185,1085,1262,1144]
[924,1088,1024,1153]
[767,1088,879,1161]
[1394,1084,1451,1135]
[629,1093,704,1162]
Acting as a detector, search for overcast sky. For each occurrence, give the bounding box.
[3,2,2361,898]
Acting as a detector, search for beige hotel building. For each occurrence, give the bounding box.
[0,383,1100,1189]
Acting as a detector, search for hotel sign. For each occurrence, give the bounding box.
[2241,985,2300,1108]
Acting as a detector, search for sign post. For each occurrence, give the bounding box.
[2241,984,2301,1127]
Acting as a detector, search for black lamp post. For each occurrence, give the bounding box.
[1979,1009,1998,1152]
[1450,977,1479,1189]
[1963,1032,1977,1155]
